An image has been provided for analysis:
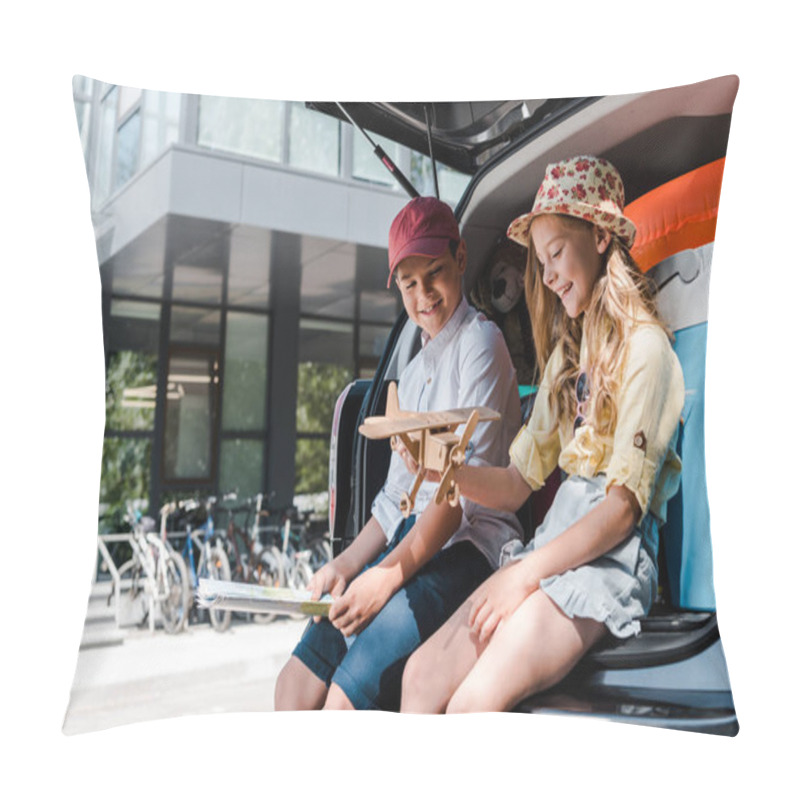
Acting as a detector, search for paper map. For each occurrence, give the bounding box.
[196,579,333,617]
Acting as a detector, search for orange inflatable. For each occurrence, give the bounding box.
[625,158,725,273]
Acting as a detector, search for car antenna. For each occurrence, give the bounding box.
[423,104,440,199]
[335,102,419,199]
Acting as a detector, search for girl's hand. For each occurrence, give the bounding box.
[468,560,539,643]
[328,566,394,638]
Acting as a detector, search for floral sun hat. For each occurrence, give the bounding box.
[507,156,637,249]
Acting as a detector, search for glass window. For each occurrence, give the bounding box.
[163,353,218,481]
[296,359,352,434]
[359,290,399,323]
[118,86,142,120]
[169,304,221,345]
[409,150,470,206]
[219,438,264,498]
[172,264,224,305]
[288,102,340,176]
[197,96,284,163]
[228,226,272,309]
[94,86,117,204]
[105,300,161,428]
[73,76,93,166]
[359,323,392,361]
[409,153,471,206]
[105,350,159,432]
[141,90,181,168]
[300,241,357,319]
[99,437,152,533]
[294,438,330,495]
[115,110,141,190]
[352,129,402,186]
[222,311,268,431]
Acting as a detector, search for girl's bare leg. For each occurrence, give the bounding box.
[446,590,607,713]
[274,656,329,711]
[400,588,488,713]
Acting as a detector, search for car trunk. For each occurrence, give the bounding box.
[321,77,738,733]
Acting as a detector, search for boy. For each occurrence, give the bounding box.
[274,196,522,711]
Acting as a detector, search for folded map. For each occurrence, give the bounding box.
[196,578,333,617]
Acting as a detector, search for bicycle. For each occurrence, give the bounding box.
[175,497,232,632]
[117,503,191,634]
[215,491,285,623]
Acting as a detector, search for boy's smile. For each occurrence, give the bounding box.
[395,240,466,339]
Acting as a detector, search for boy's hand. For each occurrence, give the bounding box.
[394,440,418,476]
[328,566,395,638]
[307,561,348,623]
[395,440,442,483]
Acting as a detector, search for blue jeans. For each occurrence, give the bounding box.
[292,517,492,710]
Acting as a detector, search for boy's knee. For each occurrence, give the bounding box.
[274,656,326,711]
[273,659,296,711]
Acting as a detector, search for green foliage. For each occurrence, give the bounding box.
[294,438,330,495]
[105,350,158,431]
[296,362,351,433]
[99,437,151,533]
[294,361,350,494]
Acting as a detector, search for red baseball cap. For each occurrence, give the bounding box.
[387,197,460,287]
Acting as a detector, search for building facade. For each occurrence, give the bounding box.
[73,77,469,530]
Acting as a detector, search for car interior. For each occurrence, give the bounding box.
[325,75,739,732]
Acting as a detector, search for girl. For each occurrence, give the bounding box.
[400,155,685,713]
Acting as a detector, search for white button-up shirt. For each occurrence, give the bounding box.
[371,296,523,568]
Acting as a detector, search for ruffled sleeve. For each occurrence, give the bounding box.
[604,324,684,521]
[509,346,563,490]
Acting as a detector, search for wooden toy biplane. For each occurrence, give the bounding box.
[358,382,500,517]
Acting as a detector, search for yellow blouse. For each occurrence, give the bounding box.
[509,322,685,525]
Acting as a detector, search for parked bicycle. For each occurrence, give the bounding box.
[173,497,232,632]
[218,491,284,624]
[116,503,190,634]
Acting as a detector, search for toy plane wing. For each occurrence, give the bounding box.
[359,382,500,440]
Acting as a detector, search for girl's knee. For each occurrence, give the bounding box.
[400,649,441,713]
[445,682,483,714]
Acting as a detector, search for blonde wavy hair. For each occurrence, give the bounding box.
[525,214,669,436]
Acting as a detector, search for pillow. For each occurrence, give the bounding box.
[64,75,738,740]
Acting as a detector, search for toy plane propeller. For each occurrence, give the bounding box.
[359,382,500,517]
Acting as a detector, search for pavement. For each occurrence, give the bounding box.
[63,580,307,735]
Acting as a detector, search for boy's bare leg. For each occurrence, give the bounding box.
[446,591,606,713]
[274,656,329,711]
[322,682,355,711]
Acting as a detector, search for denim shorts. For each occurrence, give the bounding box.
[292,516,492,710]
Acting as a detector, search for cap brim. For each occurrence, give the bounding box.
[387,236,451,287]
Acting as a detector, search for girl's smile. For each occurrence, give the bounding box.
[530,215,610,318]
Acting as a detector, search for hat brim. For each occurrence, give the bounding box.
[507,204,637,250]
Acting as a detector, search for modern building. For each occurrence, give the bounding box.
[72,76,469,530]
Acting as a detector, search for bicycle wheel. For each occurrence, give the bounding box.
[252,545,283,624]
[309,538,333,572]
[199,545,232,632]
[285,557,314,620]
[116,557,149,627]
[160,550,190,634]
